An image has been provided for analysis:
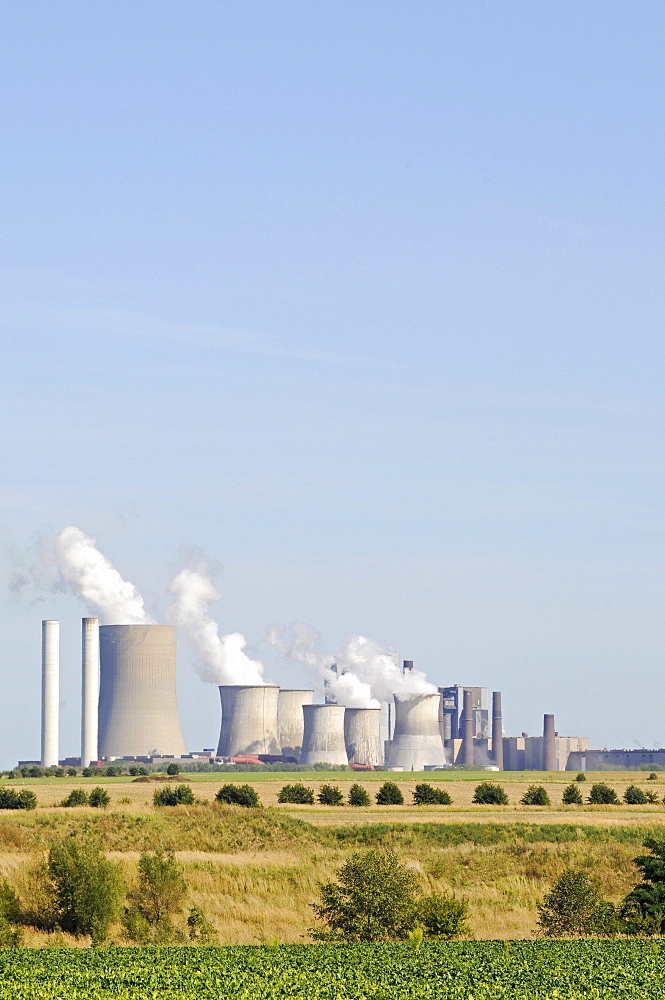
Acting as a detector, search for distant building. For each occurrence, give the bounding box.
[567,748,665,771]
[439,686,488,741]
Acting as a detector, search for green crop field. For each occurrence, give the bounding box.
[0,941,663,999]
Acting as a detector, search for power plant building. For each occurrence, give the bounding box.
[439,685,488,742]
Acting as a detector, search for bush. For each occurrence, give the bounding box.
[166,763,181,775]
[624,785,648,805]
[130,849,187,925]
[412,783,452,806]
[575,773,586,782]
[318,784,344,806]
[153,784,195,807]
[0,789,36,810]
[521,785,550,806]
[538,869,616,936]
[562,783,583,804]
[415,893,468,939]
[60,789,89,807]
[46,837,124,943]
[472,782,508,805]
[375,782,404,805]
[278,783,314,804]
[587,783,620,805]
[311,849,420,941]
[215,784,259,807]
[648,772,658,781]
[348,784,371,807]
[89,786,110,808]
[187,905,216,944]
[622,838,665,934]
[646,791,660,803]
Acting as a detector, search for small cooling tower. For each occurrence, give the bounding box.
[81,618,99,767]
[217,685,280,757]
[41,620,59,767]
[385,693,447,771]
[277,689,314,760]
[543,713,556,771]
[98,624,186,758]
[344,707,383,766]
[300,704,348,766]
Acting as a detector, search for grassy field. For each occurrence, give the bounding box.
[0,770,663,946]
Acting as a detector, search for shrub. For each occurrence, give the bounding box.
[311,849,419,941]
[624,785,648,805]
[66,768,77,777]
[318,784,344,806]
[166,763,180,775]
[130,849,187,925]
[646,791,660,803]
[46,837,124,943]
[153,784,195,806]
[648,772,658,781]
[412,783,452,806]
[538,869,616,937]
[348,784,371,807]
[521,785,550,806]
[472,782,508,805]
[416,893,468,939]
[0,881,21,947]
[562,783,583,804]
[375,782,404,805]
[215,784,259,807]
[187,905,216,944]
[89,786,110,808]
[278,783,314,804]
[60,789,89,807]
[575,773,586,782]
[0,789,36,810]
[587,783,620,805]
[622,838,665,934]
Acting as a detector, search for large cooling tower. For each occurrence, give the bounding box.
[300,704,348,766]
[277,689,314,760]
[385,693,447,771]
[217,685,280,757]
[344,707,383,766]
[81,618,99,767]
[98,624,186,758]
[41,620,59,767]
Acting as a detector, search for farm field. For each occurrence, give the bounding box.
[0,941,663,999]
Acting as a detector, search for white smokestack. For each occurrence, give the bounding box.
[41,619,59,767]
[168,558,264,685]
[81,617,99,767]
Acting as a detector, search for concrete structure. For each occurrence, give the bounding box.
[41,620,59,767]
[440,685,488,741]
[344,707,383,766]
[522,734,589,771]
[503,735,526,771]
[217,685,280,757]
[567,746,657,771]
[461,689,475,765]
[81,617,99,767]
[98,624,186,759]
[386,693,447,771]
[300,704,348,766]
[542,714,556,771]
[491,691,504,770]
[277,688,313,760]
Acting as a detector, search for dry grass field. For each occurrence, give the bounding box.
[0,770,663,945]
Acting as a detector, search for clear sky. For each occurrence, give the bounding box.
[2,1,664,766]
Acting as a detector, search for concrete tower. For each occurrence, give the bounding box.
[491,691,503,770]
[543,713,556,771]
[300,704,348,766]
[81,617,99,767]
[344,707,383,766]
[217,685,280,757]
[277,689,313,760]
[98,624,185,759]
[41,620,59,767]
[385,693,447,771]
[461,689,474,766]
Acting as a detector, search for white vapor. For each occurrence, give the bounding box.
[168,559,264,686]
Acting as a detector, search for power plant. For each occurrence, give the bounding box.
[385,693,448,771]
[277,689,314,760]
[301,704,348,766]
[217,685,281,757]
[344,707,382,766]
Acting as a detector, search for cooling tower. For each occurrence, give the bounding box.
[41,620,59,767]
[217,685,280,757]
[300,704,348,766]
[81,618,99,767]
[491,691,503,770]
[461,689,474,766]
[98,624,186,758]
[277,689,314,760]
[344,707,383,766]
[543,713,556,771]
[385,693,447,771]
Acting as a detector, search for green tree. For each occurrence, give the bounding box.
[166,763,181,776]
[621,838,665,934]
[153,784,195,806]
[575,772,586,782]
[587,783,620,805]
[562,783,583,804]
[46,837,123,943]
[311,849,419,941]
[624,785,648,805]
[375,781,404,805]
[348,784,371,807]
[278,783,314,804]
[412,783,452,805]
[318,784,344,805]
[215,783,259,807]
[538,869,616,937]
[60,789,89,807]
[415,893,468,939]
[187,906,216,944]
[472,782,508,805]
[89,786,110,808]
[132,849,187,925]
[521,785,550,806]
[0,879,21,947]
[0,789,36,810]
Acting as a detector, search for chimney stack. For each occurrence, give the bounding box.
[41,620,59,767]
[491,691,503,770]
[81,618,99,767]
[461,688,474,766]
[543,713,556,771]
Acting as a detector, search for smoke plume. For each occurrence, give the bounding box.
[168,558,264,686]
[336,635,436,702]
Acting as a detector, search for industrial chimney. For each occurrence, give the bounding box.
[386,693,447,771]
[344,707,383,766]
[491,691,503,770]
[41,620,59,767]
[300,704,348,766]
[461,689,474,766]
[81,618,99,767]
[217,685,280,757]
[98,624,186,758]
[543,713,556,771]
[277,689,313,760]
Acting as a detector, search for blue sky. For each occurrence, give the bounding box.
[2,1,664,765]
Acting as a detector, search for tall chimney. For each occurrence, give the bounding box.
[461,688,474,765]
[41,620,59,767]
[81,618,99,767]
[543,713,556,771]
[491,691,503,770]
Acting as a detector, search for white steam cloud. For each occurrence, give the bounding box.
[168,558,264,686]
